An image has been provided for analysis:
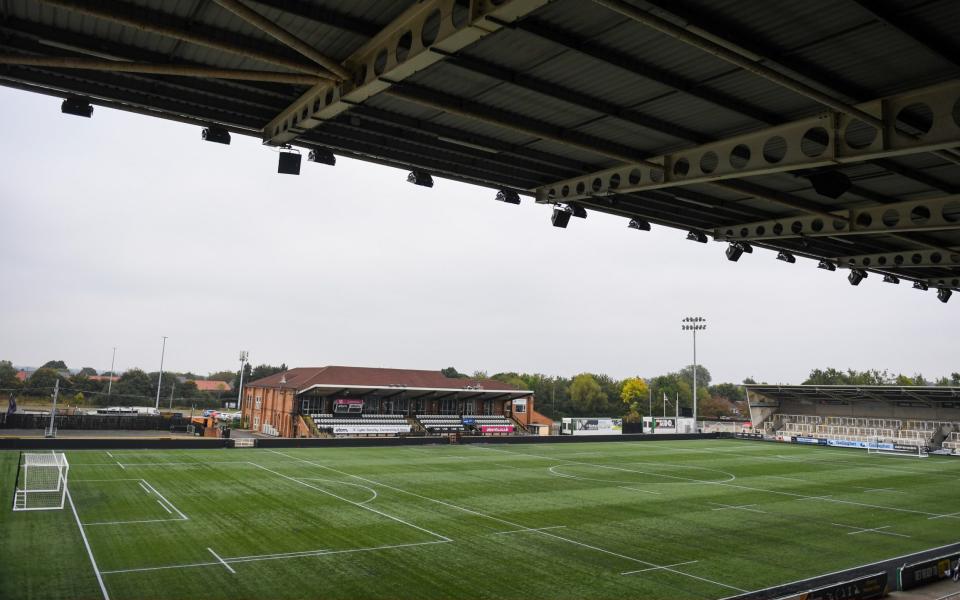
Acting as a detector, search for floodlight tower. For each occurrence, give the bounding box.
[681,317,707,425]
[155,336,167,411]
[237,351,249,412]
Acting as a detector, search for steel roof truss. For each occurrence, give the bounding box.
[535,81,960,203]
[263,0,550,145]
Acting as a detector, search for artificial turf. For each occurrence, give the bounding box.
[1,439,959,600]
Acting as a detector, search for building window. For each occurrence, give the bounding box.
[253,415,260,429]
[255,397,262,409]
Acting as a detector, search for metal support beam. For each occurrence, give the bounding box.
[36,0,325,76]
[835,248,960,270]
[0,54,322,85]
[536,81,960,202]
[714,194,960,242]
[848,0,960,69]
[262,0,552,145]
[926,276,960,290]
[211,0,350,80]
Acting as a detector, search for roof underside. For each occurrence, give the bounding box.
[2,0,959,294]
[747,384,960,405]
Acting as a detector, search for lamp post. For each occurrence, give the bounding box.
[681,317,706,424]
[154,336,167,411]
[107,346,117,399]
[237,351,249,412]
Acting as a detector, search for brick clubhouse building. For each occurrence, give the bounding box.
[241,365,548,438]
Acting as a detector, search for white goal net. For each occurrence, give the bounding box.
[866,440,928,458]
[12,452,70,511]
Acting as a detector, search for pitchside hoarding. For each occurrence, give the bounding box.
[332,425,411,435]
[898,553,960,590]
[480,425,513,433]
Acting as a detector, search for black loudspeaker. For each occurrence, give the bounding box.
[278,151,301,175]
[680,407,692,418]
[552,209,571,228]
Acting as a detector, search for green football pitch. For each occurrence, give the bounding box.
[2,439,959,600]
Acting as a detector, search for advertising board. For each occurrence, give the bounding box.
[480,425,513,433]
[331,425,410,435]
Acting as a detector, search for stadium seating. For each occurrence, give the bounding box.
[311,413,410,436]
[416,415,465,432]
[942,432,960,453]
[775,414,954,447]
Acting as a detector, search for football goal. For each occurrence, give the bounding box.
[867,440,928,458]
[12,452,70,511]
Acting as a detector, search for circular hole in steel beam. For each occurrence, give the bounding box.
[801,126,829,157]
[730,144,750,169]
[673,157,690,177]
[855,212,873,228]
[374,49,388,76]
[910,205,931,225]
[762,136,788,163]
[396,31,413,62]
[942,199,960,223]
[881,209,900,227]
[421,9,442,47]
[844,119,878,149]
[700,151,718,174]
[895,102,934,136]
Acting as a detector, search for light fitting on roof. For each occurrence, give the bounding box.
[938,288,952,303]
[809,171,852,199]
[496,189,520,205]
[817,259,836,271]
[847,269,867,286]
[202,126,230,145]
[776,250,796,263]
[277,147,301,175]
[883,274,900,284]
[570,204,587,218]
[913,281,929,291]
[61,97,93,118]
[407,170,433,187]
[308,149,336,165]
[686,230,708,243]
[551,206,571,228]
[628,218,651,231]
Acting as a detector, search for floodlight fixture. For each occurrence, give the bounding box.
[407,170,433,187]
[847,268,867,286]
[883,274,900,284]
[201,125,230,145]
[496,189,521,205]
[307,148,336,165]
[817,259,836,271]
[686,230,708,243]
[938,288,952,303]
[809,171,852,199]
[570,204,587,218]
[551,206,571,228]
[61,97,93,118]
[913,281,929,291]
[277,147,301,175]
[776,250,796,264]
[725,243,743,262]
[628,218,651,231]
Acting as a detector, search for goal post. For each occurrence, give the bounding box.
[12,451,69,511]
[866,438,928,458]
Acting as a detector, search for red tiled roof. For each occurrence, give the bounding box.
[247,366,521,392]
[189,380,232,392]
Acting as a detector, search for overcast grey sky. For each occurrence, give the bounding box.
[0,87,956,384]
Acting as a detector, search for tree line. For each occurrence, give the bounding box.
[1,359,286,408]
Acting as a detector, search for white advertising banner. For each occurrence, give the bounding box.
[332,425,411,435]
[572,418,622,436]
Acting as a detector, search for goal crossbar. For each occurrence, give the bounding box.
[12,451,69,511]
[866,439,928,458]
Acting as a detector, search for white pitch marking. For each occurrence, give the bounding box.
[140,480,187,520]
[156,500,172,514]
[472,446,960,520]
[117,462,126,471]
[66,488,111,600]
[207,548,235,574]
[105,452,114,459]
[493,526,567,535]
[859,487,904,494]
[767,475,806,482]
[296,477,379,505]
[622,560,699,576]
[138,481,150,495]
[619,486,662,495]
[709,503,767,514]
[830,523,910,538]
[102,540,449,575]
[249,462,450,543]
[929,511,960,520]
[269,450,746,594]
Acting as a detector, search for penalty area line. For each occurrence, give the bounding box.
[208,548,235,574]
[67,488,110,600]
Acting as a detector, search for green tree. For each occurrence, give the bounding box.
[249,364,286,382]
[77,367,98,377]
[709,382,744,403]
[41,360,68,370]
[69,374,103,395]
[569,374,605,415]
[679,364,711,388]
[114,369,153,399]
[207,370,236,383]
[25,368,63,396]
[0,360,22,391]
[440,367,469,379]
[620,377,649,416]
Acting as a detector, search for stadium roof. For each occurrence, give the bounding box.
[745,384,960,405]
[2,1,959,295]
[248,365,531,399]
